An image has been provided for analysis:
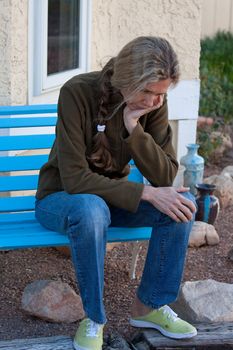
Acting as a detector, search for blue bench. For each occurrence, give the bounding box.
[0,104,152,264]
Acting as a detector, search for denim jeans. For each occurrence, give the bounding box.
[35,191,195,324]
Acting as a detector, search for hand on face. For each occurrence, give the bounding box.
[123,97,163,134]
[122,79,171,134]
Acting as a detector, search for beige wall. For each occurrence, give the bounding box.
[91,0,202,80]
[0,0,202,105]
[201,0,233,38]
[0,0,28,106]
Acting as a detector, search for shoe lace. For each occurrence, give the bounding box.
[86,319,102,338]
[162,305,179,322]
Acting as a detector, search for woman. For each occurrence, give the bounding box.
[35,36,197,350]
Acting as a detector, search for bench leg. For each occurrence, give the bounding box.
[130,241,143,280]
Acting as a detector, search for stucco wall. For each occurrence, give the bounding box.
[0,0,202,103]
[0,0,27,106]
[91,0,202,80]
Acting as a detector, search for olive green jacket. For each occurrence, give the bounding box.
[36,72,178,212]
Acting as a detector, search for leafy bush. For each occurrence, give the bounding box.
[199,31,233,123]
[198,31,233,162]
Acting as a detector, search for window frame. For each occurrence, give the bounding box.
[28,0,91,101]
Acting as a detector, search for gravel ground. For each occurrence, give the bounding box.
[1,153,233,342]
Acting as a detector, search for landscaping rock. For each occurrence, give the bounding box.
[22,280,84,323]
[221,165,233,180]
[171,279,233,323]
[103,332,132,349]
[204,174,233,208]
[189,221,219,247]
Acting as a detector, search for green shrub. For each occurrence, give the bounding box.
[198,31,233,162]
[199,31,233,123]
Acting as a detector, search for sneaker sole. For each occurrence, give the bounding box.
[129,319,197,339]
[73,340,102,350]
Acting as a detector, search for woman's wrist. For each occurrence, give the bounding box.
[141,185,152,201]
[123,118,137,134]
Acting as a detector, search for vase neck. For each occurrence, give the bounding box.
[187,144,199,155]
[198,189,212,195]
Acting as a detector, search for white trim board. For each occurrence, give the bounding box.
[167,79,200,121]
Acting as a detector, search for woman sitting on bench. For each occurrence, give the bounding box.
[35,36,197,350]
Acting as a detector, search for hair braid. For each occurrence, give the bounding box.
[87,58,122,175]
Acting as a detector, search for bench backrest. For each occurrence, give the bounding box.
[0,104,143,214]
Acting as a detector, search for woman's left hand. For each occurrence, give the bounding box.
[123,97,163,134]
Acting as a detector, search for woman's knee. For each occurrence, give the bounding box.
[68,194,111,235]
[179,191,197,220]
[180,191,196,204]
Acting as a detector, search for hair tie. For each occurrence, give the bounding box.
[97,124,106,132]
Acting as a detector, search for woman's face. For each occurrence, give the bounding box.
[122,79,172,111]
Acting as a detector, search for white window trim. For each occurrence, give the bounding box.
[28,0,91,104]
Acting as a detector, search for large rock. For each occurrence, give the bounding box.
[171,280,233,323]
[204,174,233,208]
[221,166,233,180]
[189,221,219,247]
[22,280,84,323]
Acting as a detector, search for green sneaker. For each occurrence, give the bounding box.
[73,318,104,350]
[130,305,197,339]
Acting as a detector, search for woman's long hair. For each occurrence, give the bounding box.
[87,36,180,175]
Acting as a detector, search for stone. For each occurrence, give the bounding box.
[171,279,233,323]
[103,332,131,349]
[22,280,84,323]
[188,221,219,247]
[221,166,233,181]
[204,174,233,209]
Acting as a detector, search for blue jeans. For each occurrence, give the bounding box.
[35,191,195,324]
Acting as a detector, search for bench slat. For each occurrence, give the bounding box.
[0,212,152,243]
[0,104,57,116]
[0,212,35,223]
[0,134,55,151]
[0,155,49,171]
[0,175,38,191]
[0,117,57,128]
[0,218,152,249]
[0,196,35,212]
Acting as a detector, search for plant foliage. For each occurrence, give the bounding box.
[198,31,233,162]
[199,31,233,123]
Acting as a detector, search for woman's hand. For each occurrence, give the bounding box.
[141,185,196,223]
[123,96,164,134]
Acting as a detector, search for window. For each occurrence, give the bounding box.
[47,0,80,75]
[29,0,91,100]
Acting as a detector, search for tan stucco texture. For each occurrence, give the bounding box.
[91,0,202,80]
[0,0,28,105]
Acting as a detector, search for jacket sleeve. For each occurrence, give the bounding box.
[56,85,144,212]
[123,98,179,186]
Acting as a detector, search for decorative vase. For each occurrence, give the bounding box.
[195,184,220,224]
[180,144,204,195]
